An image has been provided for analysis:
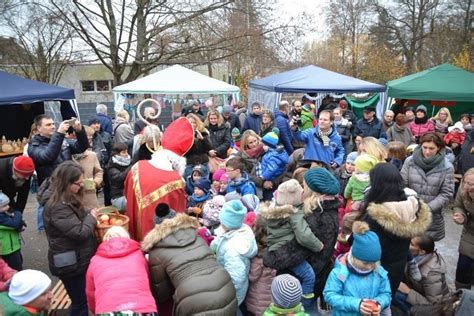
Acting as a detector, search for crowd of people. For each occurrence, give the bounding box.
[1,97,474,316]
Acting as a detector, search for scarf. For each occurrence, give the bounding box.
[245,143,265,159]
[112,155,131,167]
[434,120,449,133]
[191,192,210,203]
[209,124,220,132]
[412,146,445,173]
[261,122,272,133]
[347,254,375,276]
[73,152,87,161]
[317,127,333,147]
[394,124,406,132]
[414,116,428,124]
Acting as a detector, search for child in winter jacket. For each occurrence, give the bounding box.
[86,226,157,314]
[211,168,225,195]
[300,103,316,131]
[225,158,257,196]
[246,215,277,316]
[185,165,205,195]
[256,128,290,201]
[211,200,258,308]
[324,221,391,316]
[263,274,308,315]
[444,122,466,155]
[187,178,212,218]
[200,195,226,232]
[336,151,358,197]
[261,179,323,313]
[344,154,378,211]
[219,173,229,195]
[0,193,24,271]
[0,258,15,292]
[107,142,132,212]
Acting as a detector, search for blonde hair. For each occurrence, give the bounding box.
[432,107,453,125]
[204,110,224,127]
[240,130,261,150]
[116,110,130,121]
[186,113,207,133]
[84,125,95,137]
[103,226,130,241]
[142,125,161,145]
[360,137,387,162]
[303,180,324,214]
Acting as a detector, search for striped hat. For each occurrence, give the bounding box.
[262,127,280,149]
[271,274,303,309]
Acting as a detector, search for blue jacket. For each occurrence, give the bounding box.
[274,111,294,154]
[96,113,113,135]
[354,117,387,139]
[323,254,392,316]
[211,224,257,305]
[260,147,289,181]
[243,113,262,134]
[292,125,345,166]
[227,172,257,196]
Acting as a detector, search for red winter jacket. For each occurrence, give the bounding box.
[444,131,466,146]
[86,238,157,314]
[0,258,16,292]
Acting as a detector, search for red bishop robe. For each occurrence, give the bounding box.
[124,160,186,241]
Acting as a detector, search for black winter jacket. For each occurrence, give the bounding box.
[107,160,132,200]
[40,184,97,278]
[208,124,231,158]
[185,131,213,166]
[224,113,241,131]
[0,156,30,212]
[28,129,89,185]
[354,117,387,139]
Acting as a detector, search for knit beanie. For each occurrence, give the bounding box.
[351,221,382,262]
[231,128,241,141]
[9,270,52,305]
[271,274,303,309]
[212,168,226,182]
[302,103,314,112]
[0,192,10,208]
[416,104,427,113]
[346,151,359,165]
[262,127,280,149]
[13,156,35,178]
[219,200,247,229]
[354,154,379,173]
[154,203,177,225]
[225,191,241,202]
[197,227,214,246]
[303,167,340,196]
[219,173,229,183]
[195,178,211,194]
[275,179,303,206]
[378,138,388,147]
[241,194,260,213]
[191,165,205,177]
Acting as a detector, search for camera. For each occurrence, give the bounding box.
[293,115,302,126]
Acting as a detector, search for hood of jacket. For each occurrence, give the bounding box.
[417,250,447,276]
[96,237,141,258]
[37,178,52,205]
[367,196,432,239]
[214,224,257,258]
[141,214,200,252]
[236,108,247,115]
[259,202,300,220]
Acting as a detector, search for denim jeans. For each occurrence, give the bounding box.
[36,204,45,231]
[61,273,88,316]
[392,291,411,314]
[290,260,316,295]
[456,253,473,284]
[111,196,127,212]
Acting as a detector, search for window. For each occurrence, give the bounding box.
[81,80,95,92]
[96,80,110,91]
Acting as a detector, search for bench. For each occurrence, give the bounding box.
[48,280,71,315]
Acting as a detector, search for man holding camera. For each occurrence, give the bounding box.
[28,114,89,186]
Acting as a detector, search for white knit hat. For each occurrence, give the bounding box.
[275,179,303,206]
[0,192,10,208]
[9,270,52,305]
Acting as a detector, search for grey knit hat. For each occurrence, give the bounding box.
[271,274,303,309]
[0,192,10,208]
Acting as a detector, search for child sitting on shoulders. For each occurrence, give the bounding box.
[0,193,24,271]
[187,178,212,218]
[324,221,391,316]
[344,154,378,211]
[263,274,308,315]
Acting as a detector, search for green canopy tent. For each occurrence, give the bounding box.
[387,64,474,120]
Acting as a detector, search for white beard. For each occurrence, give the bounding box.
[149,149,186,176]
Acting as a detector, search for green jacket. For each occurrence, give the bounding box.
[260,203,323,253]
[0,292,36,315]
[300,110,315,131]
[0,225,21,255]
[263,303,308,315]
[344,174,370,201]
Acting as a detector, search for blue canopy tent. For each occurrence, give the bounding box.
[248,65,386,113]
[0,70,78,140]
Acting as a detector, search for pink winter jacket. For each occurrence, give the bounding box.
[410,121,435,138]
[246,256,276,316]
[86,238,157,314]
[0,258,16,292]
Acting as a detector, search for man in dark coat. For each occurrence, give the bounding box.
[28,114,89,186]
[274,100,294,155]
[0,156,35,213]
[222,105,241,131]
[95,103,113,134]
[242,102,263,134]
[354,105,387,139]
[181,101,205,121]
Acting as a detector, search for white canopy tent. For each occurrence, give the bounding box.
[113,65,240,104]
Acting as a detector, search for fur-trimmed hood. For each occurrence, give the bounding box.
[259,202,300,220]
[367,196,432,239]
[141,214,200,252]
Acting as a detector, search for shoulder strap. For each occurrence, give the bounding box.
[113,122,125,135]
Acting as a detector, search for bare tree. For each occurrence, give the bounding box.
[0,1,77,84]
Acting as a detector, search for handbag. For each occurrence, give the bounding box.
[208,156,226,173]
[52,250,77,268]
